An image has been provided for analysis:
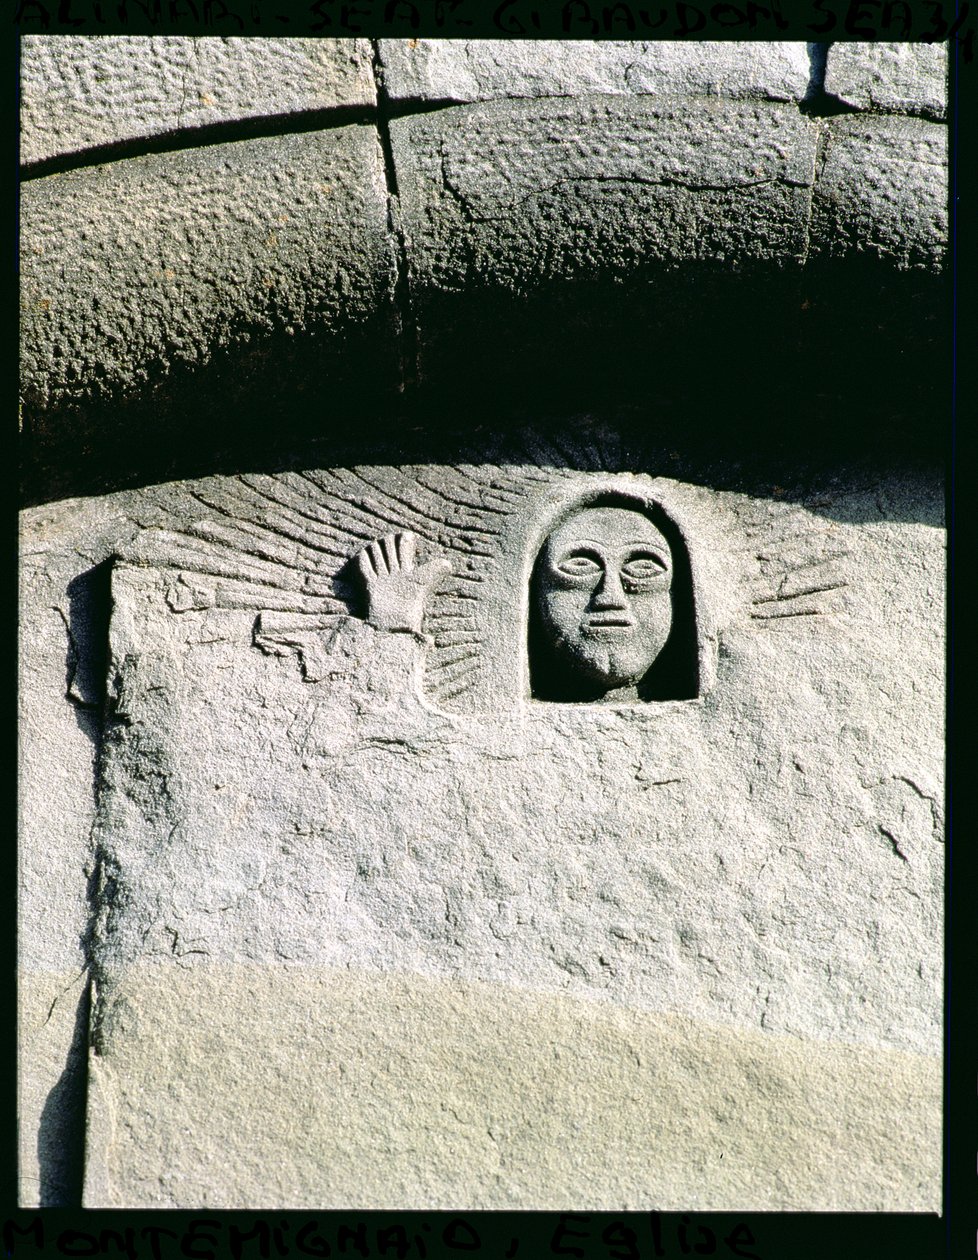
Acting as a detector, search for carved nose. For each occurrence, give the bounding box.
[591,567,628,609]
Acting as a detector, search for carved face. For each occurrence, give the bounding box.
[534,506,673,694]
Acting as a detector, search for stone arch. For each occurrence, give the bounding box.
[19,40,948,504]
[18,36,948,1213]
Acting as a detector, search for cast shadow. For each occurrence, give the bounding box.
[36,977,90,1207]
[64,561,112,750]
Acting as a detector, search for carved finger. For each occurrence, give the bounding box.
[418,556,452,587]
[396,531,416,571]
[379,534,397,573]
[355,547,377,581]
[369,539,388,576]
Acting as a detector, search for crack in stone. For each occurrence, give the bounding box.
[892,774,944,835]
[41,967,88,1030]
[439,151,481,227]
[800,42,861,119]
[805,42,830,102]
[370,39,418,394]
[175,38,200,133]
[439,170,804,228]
[879,825,909,863]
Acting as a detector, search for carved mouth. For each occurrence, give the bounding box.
[584,615,634,635]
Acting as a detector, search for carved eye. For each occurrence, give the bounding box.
[556,554,602,578]
[621,554,667,582]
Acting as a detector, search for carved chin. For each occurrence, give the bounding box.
[562,640,651,689]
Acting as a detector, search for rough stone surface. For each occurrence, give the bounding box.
[19,52,948,491]
[388,96,824,393]
[20,126,397,417]
[84,965,941,1210]
[19,494,147,1208]
[391,96,819,293]
[824,41,947,120]
[89,465,945,1054]
[18,36,948,1213]
[811,115,947,271]
[20,37,376,167]
[18,451,936,1209]
[19,970,89,1208]
[20,449,944,1209]
[377,39,813,105]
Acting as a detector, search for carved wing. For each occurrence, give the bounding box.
[120,463,548,706]
[733,496,851,622]
[119,428,847,706]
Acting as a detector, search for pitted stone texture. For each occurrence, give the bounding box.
[20,127,397,416]
[91,467,943,1065]
[811,116,947,271]
[391,97,818,293]
[20,37,376,168]
[19,970,89,1209]
[83,965,941,1210]
[824,42,947,120]
[19,491,175,1208]
[20,454,944,1210]
[377,39,812,105]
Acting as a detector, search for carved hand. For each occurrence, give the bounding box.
[354,531,451,634]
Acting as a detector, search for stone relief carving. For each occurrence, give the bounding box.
[532,504,674,702]
[354,531,451,635]
[527,491,699,704]
[120,454,855,718]
[67,449,948,1216]
[349,493,696,706]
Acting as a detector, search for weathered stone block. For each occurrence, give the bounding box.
[811,115,947,271]
[377,39,812,105]
[388,96,822,396]
[20,126,398,418]
[824,41,947,120]
[20,36,376,167]
[391,97,818,292]
[19,491,168,1208]
[84,966,941,1210]
[20,451,936,1209]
